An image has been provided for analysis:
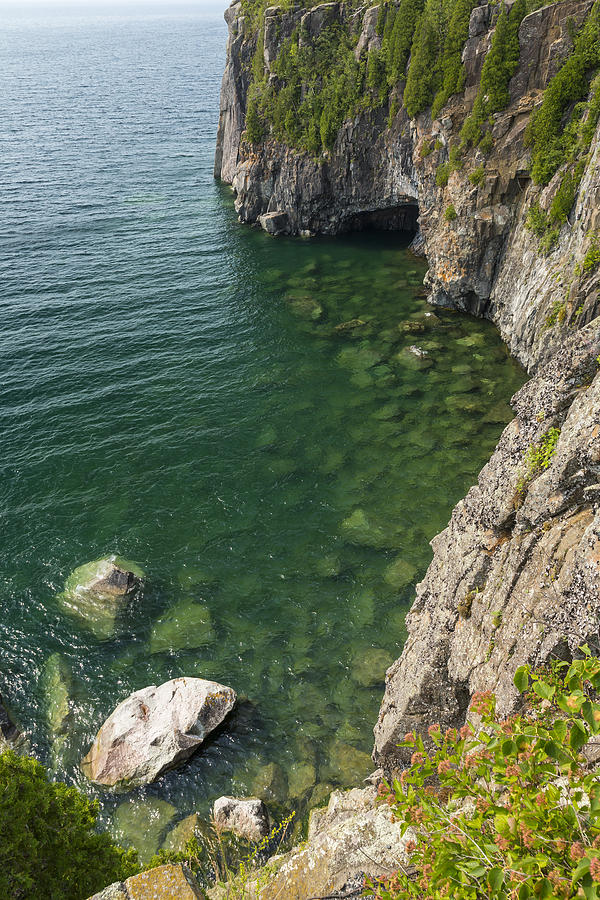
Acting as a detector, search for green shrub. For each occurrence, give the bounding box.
[583,231,600,274]
[383,0,426,87]
[444,203,458,221]
[478,130,494,155]
[549,165,581,223]
[448,143,463,171]
[436,162,450,186]
[0,751,138,899]
[366,649,600,900]
[527,0,600,185]
[403,0,443,118]
[461,0,527,147]
[419,139,433,158]
[525,425,561,471]
[431,0,478,118]
[244,92,266,144]
[469,165,485,185]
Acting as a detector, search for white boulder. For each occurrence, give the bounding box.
[213,796,269,842]
[81,677,236,788]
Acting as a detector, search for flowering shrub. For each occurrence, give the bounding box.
[366,649,600,899]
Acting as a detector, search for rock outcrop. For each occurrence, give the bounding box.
[88,864,203,900]
[213,796,269,842]
[208,786,415,900]
[81,677,236,788]
[57,556,145,640]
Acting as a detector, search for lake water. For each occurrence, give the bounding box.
[0,5,525,859]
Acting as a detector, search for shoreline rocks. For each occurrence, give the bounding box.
[81,677,236,788]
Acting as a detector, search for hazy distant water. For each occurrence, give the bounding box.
[0,7,525,856]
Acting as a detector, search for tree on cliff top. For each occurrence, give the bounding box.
[0,750,139,899]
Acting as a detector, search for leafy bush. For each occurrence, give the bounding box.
[0,751,138,899]
[469,165,485,186]
[420,139,433,158]
[444,204,458,221]
[583,231,600,274]
[366,649,600,900]
[525,425,561,472]
[436,162,450,186]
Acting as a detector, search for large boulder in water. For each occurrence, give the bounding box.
[81,677,236,788]
[57,555,145,640]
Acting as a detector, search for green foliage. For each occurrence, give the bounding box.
[478,130,494,155]
[461,0,527,147]
[549,162,585,224]
[527,0,600,185]
[403,0,444,118]
[431,0,478,118]
[149,812,296,893]
[420,139,433,158]
[583,231,600,274]
[436,162,450,186]
[526,425,561,473]
[469,165,485,185]
[525,201,561,255]
[381,0,426,88]
[366,650,600,900]
[244,92,266,145]
[444,203,457,221]
[0,750,138,900]
[251,21,367,155]
[545,301,568,329]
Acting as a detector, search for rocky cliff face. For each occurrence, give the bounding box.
[216,0,600,781]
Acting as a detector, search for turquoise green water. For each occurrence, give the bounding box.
[0,8,525,857]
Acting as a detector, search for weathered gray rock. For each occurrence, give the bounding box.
[88,864,203,900]
[258,211,290,235]
[208,787,415,900]
[213,796,269,842]
[81,677,236,788]
[57,555,144,640]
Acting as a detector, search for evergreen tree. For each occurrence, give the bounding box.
[0,751,138,900]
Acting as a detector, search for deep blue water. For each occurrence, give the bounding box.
[0,6,525,856]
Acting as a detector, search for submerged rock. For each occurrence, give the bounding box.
[351,647,394,688]
[251,761,288,803]
[149,599,214,654]
[383,556,418,589]
[57,555,144,640]
[112,797,177,863]
[162,813,206,854]
[213,796,269,842]
[324,741,373,784]
[81,677,236,788]
[287,761,317,799]
[88,864,203,900]
[334,318,366,334]
[43,652,75,737]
